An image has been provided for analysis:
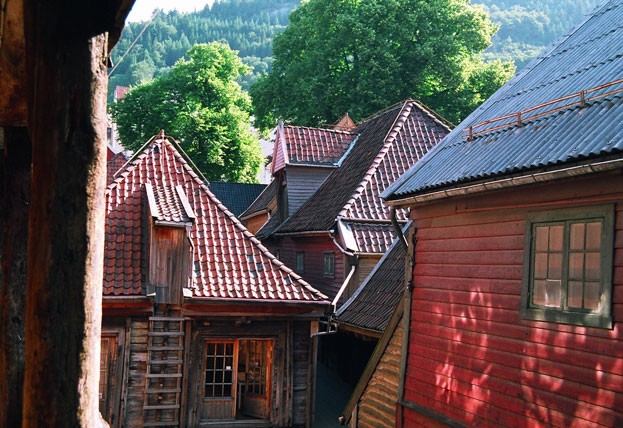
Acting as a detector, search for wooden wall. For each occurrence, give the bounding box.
[352,320,402,428]
[125,318,149,428]
[286,167,332,217]
[348,255,382,301]
[267,236,346,300]
[403,172,623,427]
[245,213,269,235]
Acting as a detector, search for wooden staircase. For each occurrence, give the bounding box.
[143,304,186,427]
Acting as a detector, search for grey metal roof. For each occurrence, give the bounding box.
[383,0,623,201]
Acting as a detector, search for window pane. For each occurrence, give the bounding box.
[534,253,548,278]
[545,279,561,308]
[584,281,600,310]
[585,252,601,280]
[549,226,563,251]
[568,280,583,308]
[569,253,584,279]
[533,280,546,306]
[535,227,549,251]
[224,384,232,397]
[216,357,224,369]
[207,356,214,369]
[214,370,223,383]
[214,385,223,397]
[586,222,601,250]
[569,223,585,250]
[224,370,232,383]
[548,253,562,280]
[217,343,224,355]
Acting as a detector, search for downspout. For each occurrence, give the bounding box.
[390,207,413,428]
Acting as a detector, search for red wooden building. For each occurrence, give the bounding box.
[102,133,330,428]
[379,2,623,426]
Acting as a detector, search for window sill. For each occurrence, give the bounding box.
[520,308,612,329]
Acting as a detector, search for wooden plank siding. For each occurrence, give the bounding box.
[125,318,149,428]
[348,255,383,301]
[354,320,403,428]
[267,236,346,300]
[286,167,332,217]
[403,172,623,427]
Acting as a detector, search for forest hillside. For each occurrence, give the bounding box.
[108,0,603,102]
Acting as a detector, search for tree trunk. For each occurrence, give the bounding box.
[0,127,31,428]
[22,4,110,426]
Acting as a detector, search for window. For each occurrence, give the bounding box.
[521,205,614,328]
[204,341,236,398]
[323,252,335,277]
[296,252,305,273]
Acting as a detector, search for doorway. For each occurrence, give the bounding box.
[200,338,273,423]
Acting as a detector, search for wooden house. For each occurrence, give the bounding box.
[336,227,409,427]
[102,132,330,428]
[378,1,623,426]
[244,100,450,304]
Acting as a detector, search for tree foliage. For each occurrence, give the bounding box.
[108,0,299,103]
[250,0,516,130]
[111,43,263,183]
[476,0,601,69]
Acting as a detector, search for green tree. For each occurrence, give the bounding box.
[250,0,515,130]
[111,43,263,183]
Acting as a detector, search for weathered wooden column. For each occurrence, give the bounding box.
[19,1,131,427]
[0,127,30,428]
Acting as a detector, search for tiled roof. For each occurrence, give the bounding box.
[272,125,357,171]
[106,152,127,186]
[147,184,195,224]
[274,100,449,254]
[255,212,282,241]
[336,229,406,333]
[345,222,397,254]
[208,182,267,217]
[240,179,278,219]
[104,135,329,304]
[384,0,623,201]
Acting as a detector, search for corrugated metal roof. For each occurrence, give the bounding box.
[383,0,623,201]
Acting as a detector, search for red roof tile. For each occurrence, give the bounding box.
[272,124,356,172]
[104,136,329,304]
[106,152,127,186]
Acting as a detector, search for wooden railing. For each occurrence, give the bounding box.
[463,78,623,140]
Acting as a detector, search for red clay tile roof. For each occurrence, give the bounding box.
[104,136,329,304]
[147,184,195,224]
[272,125,356,172]
[107,152,127,186]
[274,100,449,254]
[114,85,130,100]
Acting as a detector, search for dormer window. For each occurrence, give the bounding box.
[145,183,196,304]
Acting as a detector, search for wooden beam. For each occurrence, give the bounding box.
[19,1,132,426]
[0,127,31,428]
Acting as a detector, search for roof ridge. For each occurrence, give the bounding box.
[284,124,356,135]
[337,100,414,218]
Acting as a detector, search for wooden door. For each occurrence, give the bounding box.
[241,339,273,419]
[99,334,121,426]
[200,340,238,420]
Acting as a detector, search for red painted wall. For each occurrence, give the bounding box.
[266,235,346,299]
[403,172,623,427]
